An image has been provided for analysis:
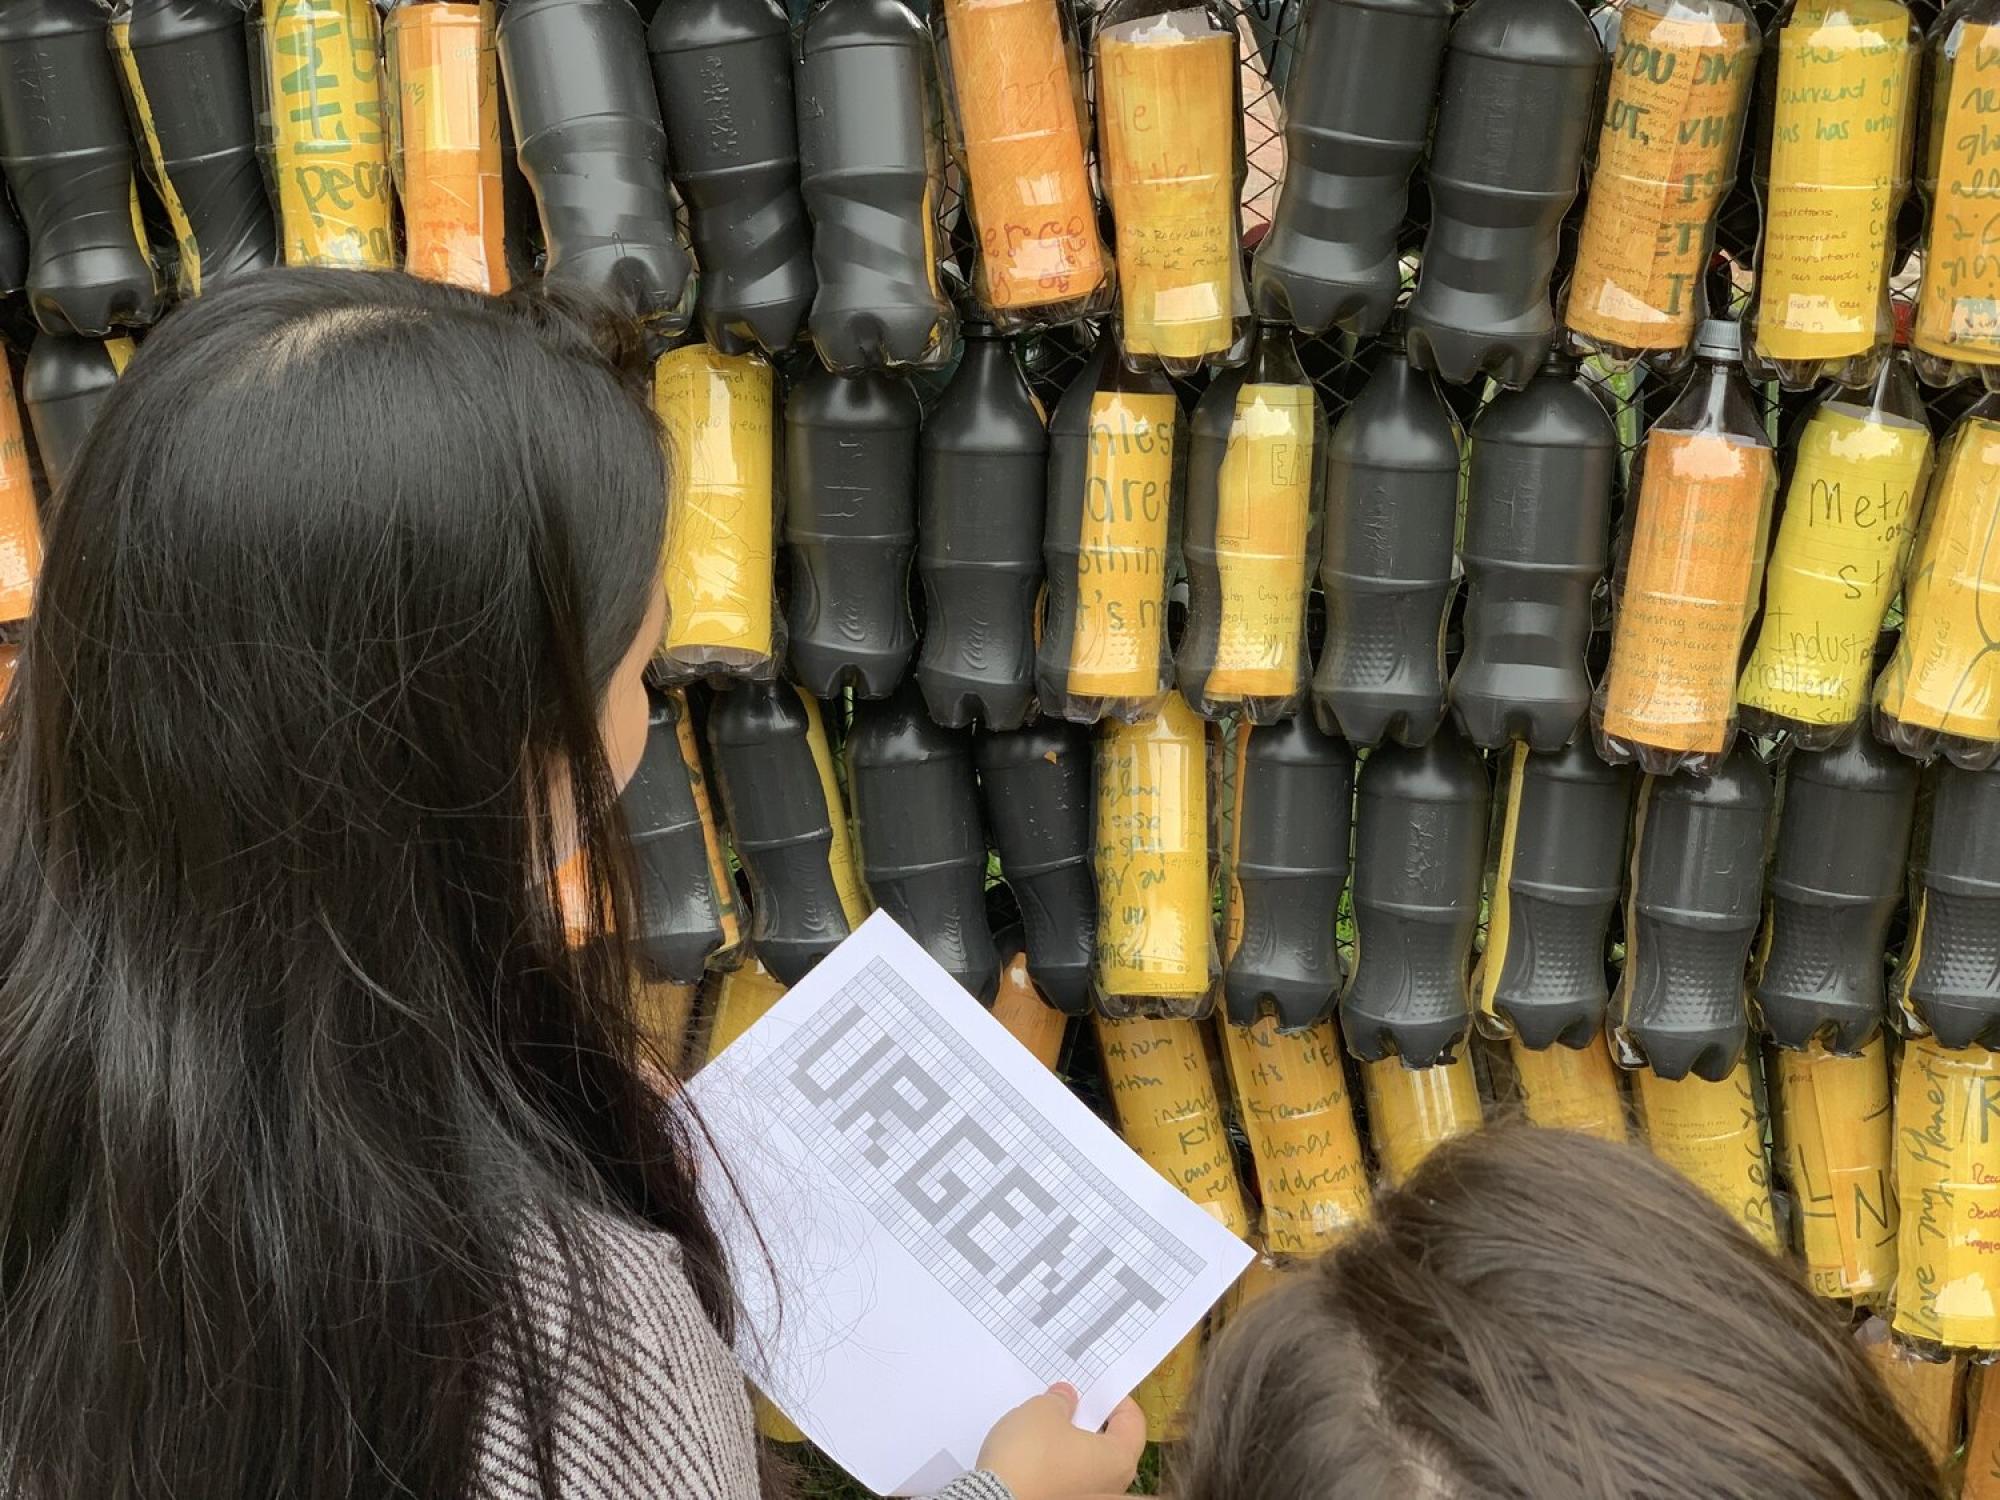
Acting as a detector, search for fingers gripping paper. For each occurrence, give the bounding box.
[689,913,1253,1495]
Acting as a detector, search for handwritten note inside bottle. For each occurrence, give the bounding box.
[1218,1017,1370,1256]
[261,0,395,269]
[1636,1062,1780,1250]
[1068,389,1178,697]
[1095,694,1211,1004]
[1894,1035,2000,1350]
[388,1,508,293]
[1916,21,2000,363]
[1511,1037,1629,1143]
[1774,1039,1896,1301]
[1209,383,1314,700]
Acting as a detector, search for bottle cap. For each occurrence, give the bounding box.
[1694,318,1743,363]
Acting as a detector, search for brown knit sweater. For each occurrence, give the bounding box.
[473,1210,1016,1500]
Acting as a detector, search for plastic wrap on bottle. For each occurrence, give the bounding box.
[1508,1033,1629,1142]
[1220,714,1352,1029]
[1893,1036,2000,1352]
[783,362,921,700]
[1772,1038,1895,1304]
[1450,346,1617,750]
[1561,0,1758,370]
[0,360,42,629]
[702,952,788,1061]
[706,680,870,986]
[1755,733,1917,1051]
[1092,1011,1250,1440]
[1737,360,1934,745]
[496,0,690,328]
[1597,321,1777,776]
[0,0,161,335]
[1093,692,1217,1020]
[1341,726,1490,1067]
[1035,341,1179,725]
[23,332,131,494]
[1249,0,1451,335]
[109,0,278,299]
[917,322,1047,731]
[654,343,780,686]
[250,0,396,270]
[796,0,956,372]
[977,721,1096,1016]
[1403,0,1600,389]
[991,947,1068,1067]
[1633,1061,1779,1249]
[1478,740,1634,1050]
[1746,0,1917,389]
[1913,11,2000,388]
[1311,336,1461,748]
[1897,761,2000,1048]
[384,1,508,293]
[620,688,743,984]
[1219,1016,1370,1257]
[847,684,999,1002]
[1873,395,2000,768]
[648,0,815,356]
[1179,324,1321,724]
[1094,0,1249,375]
[933,0,1109,329]
[1362,1052,1482,1187]
[1858,1324,1964,1465]
[1615,742,1772,1082]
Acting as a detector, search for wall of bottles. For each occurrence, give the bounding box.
[1,0,1999,1465]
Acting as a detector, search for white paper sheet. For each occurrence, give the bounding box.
[687,911,1254,1497]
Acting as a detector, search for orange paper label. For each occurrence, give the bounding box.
[1094,694,1210,1001]
[1916,21,2000,362]
[1363,1055,1483,1188]
[1895,1036,2000,1349]
[1636,1063,1779,1249]
[1568,8,1756,351]
[262,0,395,269]
[1068,389,1177,697]
[0,361,40,624]
[387,2,508,293]
[1775,1039,1897,1301]
[1219,1018,1371,1255]
[1208,383,1314,700]
[1603,428,1776,754]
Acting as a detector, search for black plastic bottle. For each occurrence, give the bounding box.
[1312,333,1461,748]
[621,689,744,983]
[1617,741,1772,1082]
[1403,0,1600,388]
[110,0,278,299]
[783,362,921,699]
[706,679,869,986]
[917,321,1047,731]
[976,720,1096,1015]
[1480,739,1633,1049]
[796,0,956,372]
[0,184,26,295]
[1900,763,2000,1050]
[24,333,129,493]
[1250,0,1452,335]
[847,684,1000,1001]
[1224,714,1354,1029]
[1341,725,1490,1066]
[649,0,816,355]
[498,0,693,332]
[1758,734,1918,1053]
[0,0,162,337]
[1450,345,1617,750]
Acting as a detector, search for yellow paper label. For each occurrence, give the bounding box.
[1362,1055,1482,1188]
[1568,9,1755,351]
[1966,1363,2000,1497]
[1098,19,1237,360]
[654,347,777,666]
[1775,1039,1896,1300]
[1874,415,2000,741]
[1208,383,1314,700]
[0,361,41,625]
[1219,1018,1371,1256]
[387,2,508,293]
[1738,406,1931,725]
[1603,429,1776,755]
[1756,0,1913,362]
[1635,1063,1779,1249]
[799,692,870,928]
[703,959,788,1063]
[110,21,203,298]
[1096,1013,1249,1227]
[673,694,742,956]
[1916,21,2000,362]
[1895,1036,2000,1349]
[1068,389,1177,697]
[262,0,395,269]
[1511,1036,1630,1144]
[1095,694,1210,1000]
[1478,745,1529,1024]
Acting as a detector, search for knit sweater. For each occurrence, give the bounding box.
[474,1210,1016,1500]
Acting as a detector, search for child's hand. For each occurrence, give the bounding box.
[975,1382,1147,1500]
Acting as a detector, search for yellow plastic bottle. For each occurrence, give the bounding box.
[1633,1061,1779,1249]
[1771,1039,1896,1302]
[1913,8,2000,387]
[1894,1036,2000,1351]
[1508,1035,1630,1143]
[1363,1053,1483,1188]
[385,0,508,292]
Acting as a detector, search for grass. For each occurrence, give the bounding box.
[791,1442,1167,1497]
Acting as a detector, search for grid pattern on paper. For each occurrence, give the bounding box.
[759,957,1203,1387]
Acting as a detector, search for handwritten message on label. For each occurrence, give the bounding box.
[0,362,40,625]
[1095,695,1210,1001]
[1603,429,1776,754]
[1568,7,1756,351]
[1208,383,1314,701]
[1511,1037,1629,1144]
[1068,389,1178,698]
[1219,1018,1370,1256]
[1636,1063,1779,1249]
[262,0,394,269]
[1756,0,1913,363]
[1775,1040,1896,1301]
[1916,21,2000,363]
[388,2,507,293]
[1738,405,1931,726]
[1363,1054,1481,1188]
[1098,17,1237,361]
[1894,1036,2000,1349]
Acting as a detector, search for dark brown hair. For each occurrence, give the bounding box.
[1173,1125,1941,1500]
